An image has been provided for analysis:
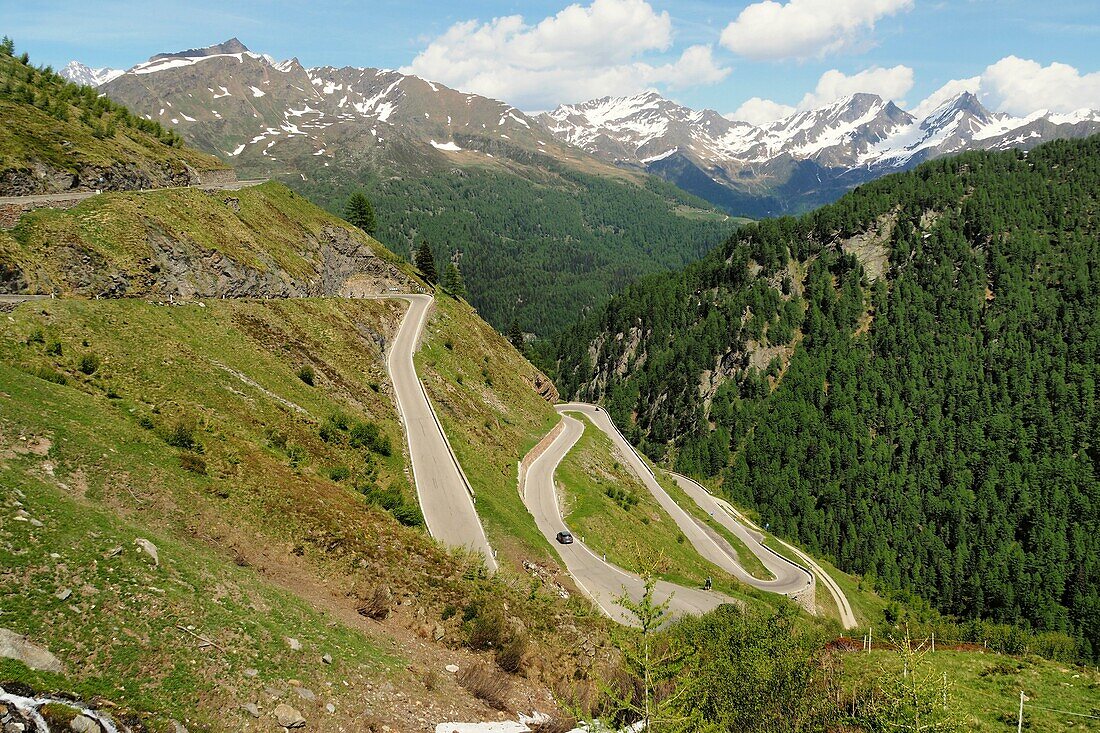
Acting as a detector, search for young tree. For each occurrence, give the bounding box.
[441,259,467,299]
[611,573,688,731]
[0,36,14,57]
[859,629,961,733]
[508,319,525,352]
[414,241,437,284]
[343,191,377,235]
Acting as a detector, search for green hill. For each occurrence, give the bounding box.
[548,136,1100,660]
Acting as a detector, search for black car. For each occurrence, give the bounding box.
[555,530,574,544]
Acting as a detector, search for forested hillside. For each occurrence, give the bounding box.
[296,163,730,335]
[548,136,1100,657]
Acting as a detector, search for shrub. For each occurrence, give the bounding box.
[349,420,392,456]
[264,427,288,451]
[77,353,100,375]
[138,415,155,430]
[286,443,307,468]
[356,585,392,620]
[45,340,62,356]
[26,328,45,345]
[165,419,199,451]
[297,364,315,386]
[32,366,67,385]
[495,634,528,674]
[179,453,207,475]
[457,664,511,711]
[327,465,350,482]
[466,603,507,650]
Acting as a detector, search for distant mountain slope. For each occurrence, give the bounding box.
[66,41,730,332]
[1,50,226,195]
[74,39,732,335]
[540,91,1100,217]
[547,136,1100,657]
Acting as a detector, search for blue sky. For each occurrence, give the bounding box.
[4,0,1099,120]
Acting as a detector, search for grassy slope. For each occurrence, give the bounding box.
[842,650,1100,732]
[1,181,409,295]
[415,294,561,566]
[0,296,600,728]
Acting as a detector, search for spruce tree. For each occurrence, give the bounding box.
[508,319,525,351]
[343,191,377,235]
[441,261,467,299]
[414,241,437,284]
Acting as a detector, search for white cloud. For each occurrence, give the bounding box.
[401,0,729,110]
[727,64,913,127]
[797,65,914,108]
[912,57,1100,119]
[727,97,796,125]
[979,57,1100,115]
[720,0,913,60]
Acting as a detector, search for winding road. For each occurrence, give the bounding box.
[376,294,853,626]
[524,411,733,624]
[558,403,814,597]
[378,294,497,571]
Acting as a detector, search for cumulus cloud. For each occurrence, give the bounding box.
[727,97,796,125]
[401,0,729,110]
[797,65,914,108]
[911,58,1100,118]
[978,57,1100,115]
[720,0,913,60]
[726,64,913,126]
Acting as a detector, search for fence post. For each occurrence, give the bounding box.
[1017,691,1025,733]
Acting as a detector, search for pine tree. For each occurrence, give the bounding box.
[508,319,525,352]
[441,260,467,299]
[344,191,377,235]
[414,241,437,285]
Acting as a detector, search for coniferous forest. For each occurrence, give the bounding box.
[547,136,1100,657]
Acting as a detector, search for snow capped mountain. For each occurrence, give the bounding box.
[541,91,1100,215]
[90,39,581,179]
[73,37,1100,218]
[60,61,123,87]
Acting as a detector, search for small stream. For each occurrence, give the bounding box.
[1,689,125,733]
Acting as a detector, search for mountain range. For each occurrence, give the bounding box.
[539,91,1100,216]
[63,40,1100,221]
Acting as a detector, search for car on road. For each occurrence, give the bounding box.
[555,530,574,544]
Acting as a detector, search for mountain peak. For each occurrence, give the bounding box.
[60,60,124,87]
[149,38,250,63]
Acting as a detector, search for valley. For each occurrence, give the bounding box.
[2,20,1099,733]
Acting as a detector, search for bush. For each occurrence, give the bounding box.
[45,340,62,356]
[286,443,307,468]
[495,634,528,674]
[32,366,67,385]
[457,664,511,711]
[179,453,207,475]
[327,465,350,482]
[77,353,100,375]
[349,420,392,456]
[466,603,507,650]
[138,415,155,430]
[165,419,200,451]
[297,365,315,386]
[355,585,392,620]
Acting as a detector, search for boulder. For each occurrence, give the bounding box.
[273,704,305,729]
[0,628,65,673]
[69,716,101,733]
[134,538,159,566]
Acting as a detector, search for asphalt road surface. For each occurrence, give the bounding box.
[558,403,814,597]
[379,294,497,571]
[524,412,735,624]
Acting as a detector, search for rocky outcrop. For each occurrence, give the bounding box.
[0,160,231,197]
[527,372,559,404]
[7,208,415,299]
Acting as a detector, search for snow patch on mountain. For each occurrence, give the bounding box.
[60,61,124,87]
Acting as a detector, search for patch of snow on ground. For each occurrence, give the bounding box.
[249,86,266,98]
[229,143,246,156]
[213,86,231,98]
[431,140,462,151]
